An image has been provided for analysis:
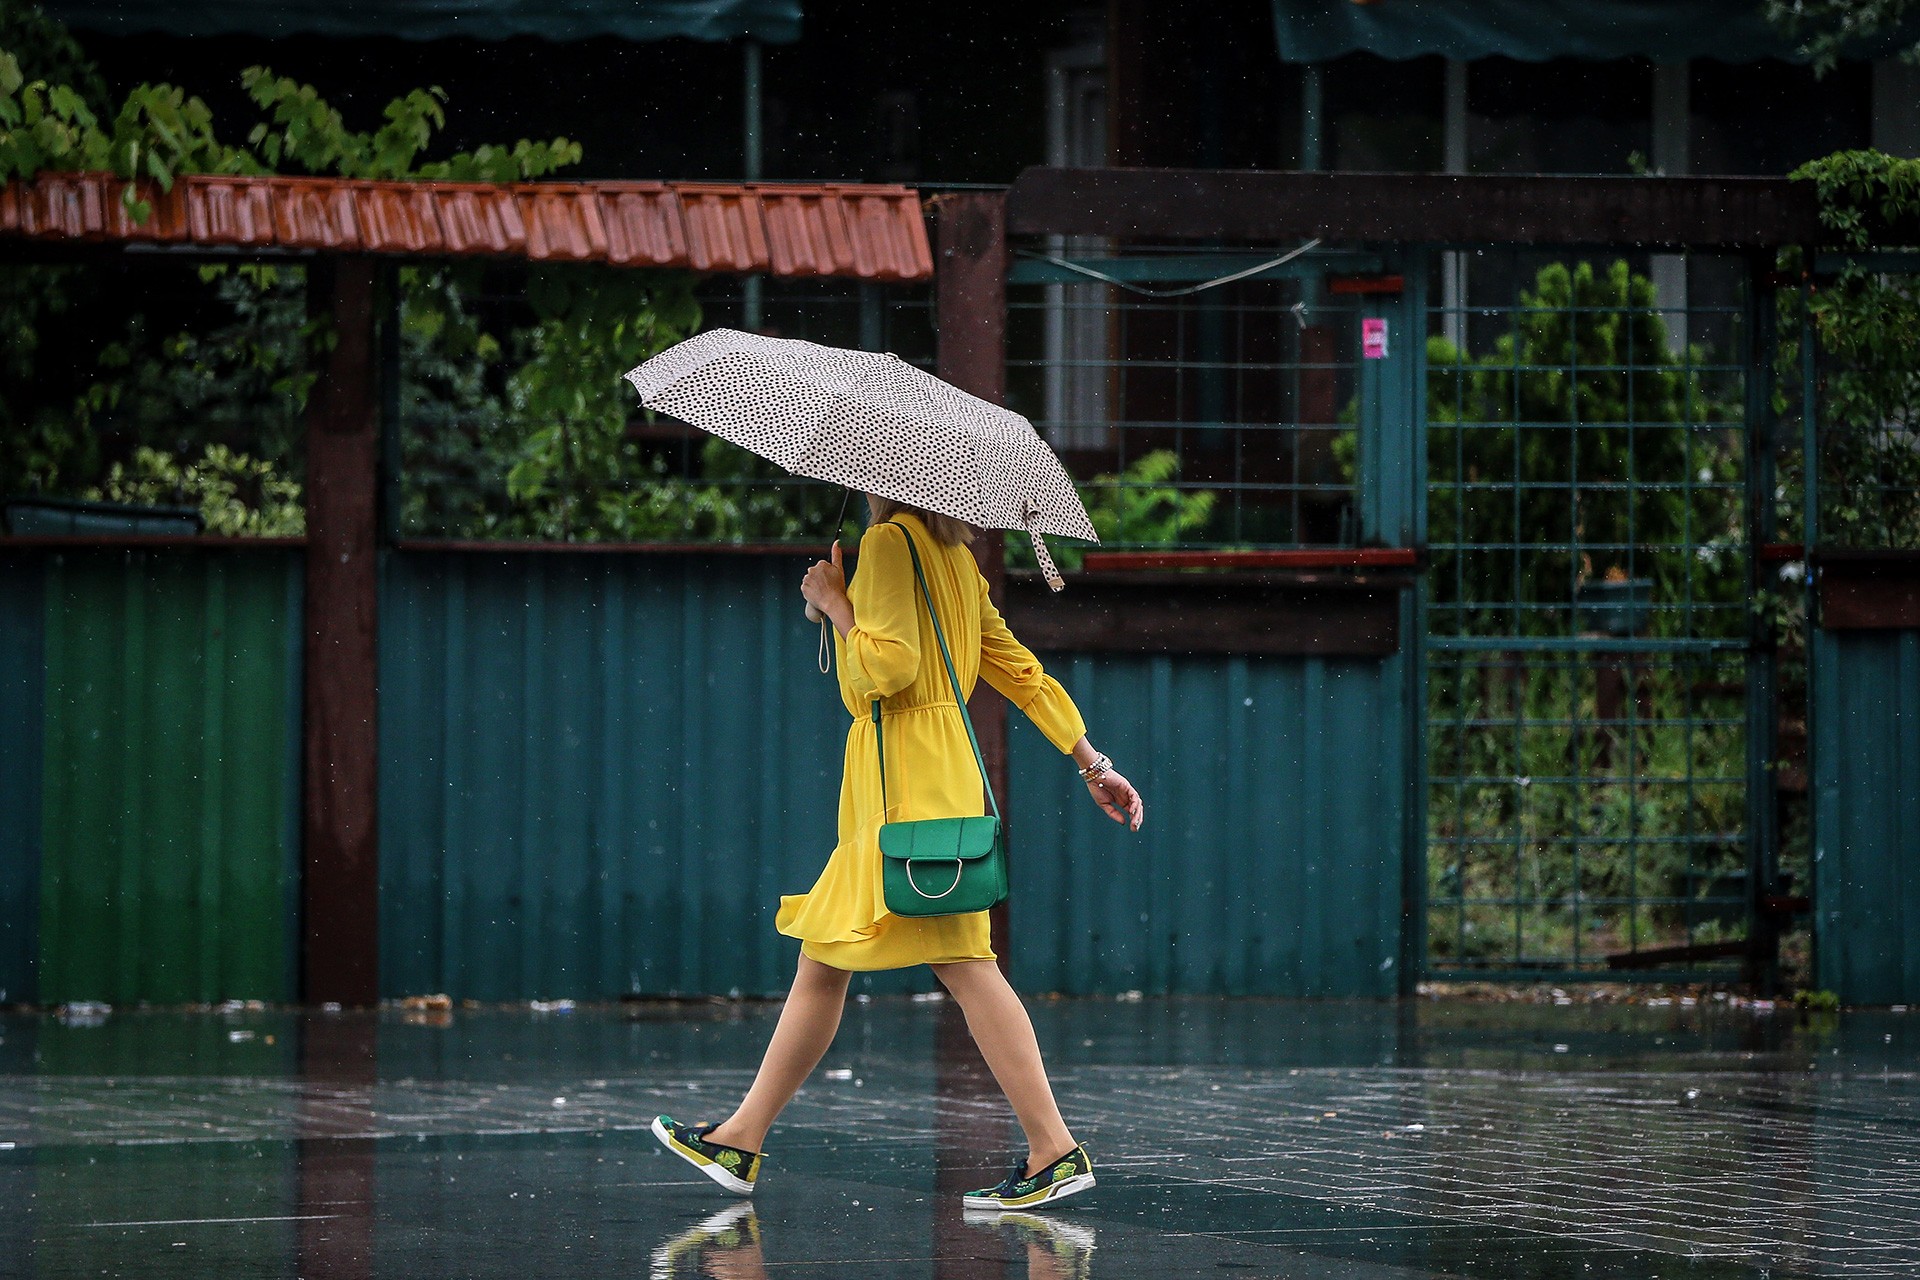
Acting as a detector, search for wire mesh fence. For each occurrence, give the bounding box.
[1422,251,1757,977]
[1005,245,1381,556]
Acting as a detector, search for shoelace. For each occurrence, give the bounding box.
[993,1161,1031,1194]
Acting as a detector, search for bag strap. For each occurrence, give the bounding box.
[871,520,1000,822]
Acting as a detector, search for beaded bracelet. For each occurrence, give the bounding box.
[1077,753,1113,782]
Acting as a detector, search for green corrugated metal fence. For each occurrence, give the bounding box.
[379,551,861,1000]
[379,551,1414,999]
[8,550,303,1005]
[1813,629,1920,1004]
[1008,652,1409,997]
[0,556,45,1004]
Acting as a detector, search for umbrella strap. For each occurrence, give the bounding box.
[816,488,854,676]
[1028,529,1065,592]
[872,522,999,823]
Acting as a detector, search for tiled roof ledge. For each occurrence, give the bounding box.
[0,173,934,282]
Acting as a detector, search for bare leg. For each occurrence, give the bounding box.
[933,960,1076,1174]
[705,956,851,1152]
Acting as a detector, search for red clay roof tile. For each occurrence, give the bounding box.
[354,184,443,254]
[185,176,277,247]
[518,186,607,262]
[676,184,771,274]
[760,187,848,278]
[435,185,526,256]
[594,184,688,268]
[113,181,192,244]
[22,172,112,240]
[273,179,358,251]
[0,173,933,282]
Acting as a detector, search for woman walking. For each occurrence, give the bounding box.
[652,498,1144,1211]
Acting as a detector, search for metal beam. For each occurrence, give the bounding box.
[1007,167,1828,248]
[302,255,381,1008]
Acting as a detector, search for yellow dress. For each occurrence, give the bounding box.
[775,513,1088,971]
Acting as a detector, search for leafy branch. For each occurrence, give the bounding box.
[1763,0,1919,74]
[1786,150,1920,549]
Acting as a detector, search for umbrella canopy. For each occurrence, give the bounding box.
[624,328,1095,589]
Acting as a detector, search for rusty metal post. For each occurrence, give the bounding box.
[302,255,381,1007]
[935,192,1013,967]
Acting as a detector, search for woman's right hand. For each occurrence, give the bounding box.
[1087,768,1144,831]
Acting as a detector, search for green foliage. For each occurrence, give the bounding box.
[109,266,317,459]
[0,6,106,112]
[1427,657,1749,965]
[0,54,254,221]
[0,260,94,494]
[1005,449,1216,572]
[396,268,874,544]
[500,268,701,536]
[1764,0,1919,74]
[1417,260,1745,635]
[240,69,579,181]
[0,46,581,215]
[1788,150,1920,549]
[1083,449,1216,548]
[1792,987,1842,1011]
[1793,149,1920,251]
[88,444,305,536]
[0,14,687,544]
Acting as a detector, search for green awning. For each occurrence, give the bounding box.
[40,0,800,43]
[1270,0,1893,63]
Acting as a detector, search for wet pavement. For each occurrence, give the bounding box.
[2,996,1917,1278]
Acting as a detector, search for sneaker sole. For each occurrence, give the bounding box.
[963,1171,1095,1210]
[650,1116,755,1195]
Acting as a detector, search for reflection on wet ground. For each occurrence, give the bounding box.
[2,997,1916,1278]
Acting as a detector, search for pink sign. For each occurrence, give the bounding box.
[1362,317,1389,360]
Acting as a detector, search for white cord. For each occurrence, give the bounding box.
[1019,239,1324,299]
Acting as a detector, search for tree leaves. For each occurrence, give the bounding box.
[1787,150,1920,549]
[0,12,627,541]
[1763,0,1918,75]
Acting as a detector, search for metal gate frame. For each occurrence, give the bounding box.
[1406,247,1780,985]
[996,167,1834,993]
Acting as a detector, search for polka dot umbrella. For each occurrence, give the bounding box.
[624,328,1096,590]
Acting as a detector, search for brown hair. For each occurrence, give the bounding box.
[867,495,977,547]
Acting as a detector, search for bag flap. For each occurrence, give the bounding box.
[878,816,1001,863]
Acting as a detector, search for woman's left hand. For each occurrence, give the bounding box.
[1087,768,1144,831]
[802,542,852,631]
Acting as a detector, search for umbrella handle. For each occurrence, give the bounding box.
[804,602,823,623]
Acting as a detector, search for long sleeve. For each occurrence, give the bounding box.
[839,522,922,702]
[977,574,1087,753]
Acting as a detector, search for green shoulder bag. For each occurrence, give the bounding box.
[874,522,1009,919]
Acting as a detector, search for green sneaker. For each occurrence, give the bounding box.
[650,1115,763,1195]
[962,1144,1095,1210]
